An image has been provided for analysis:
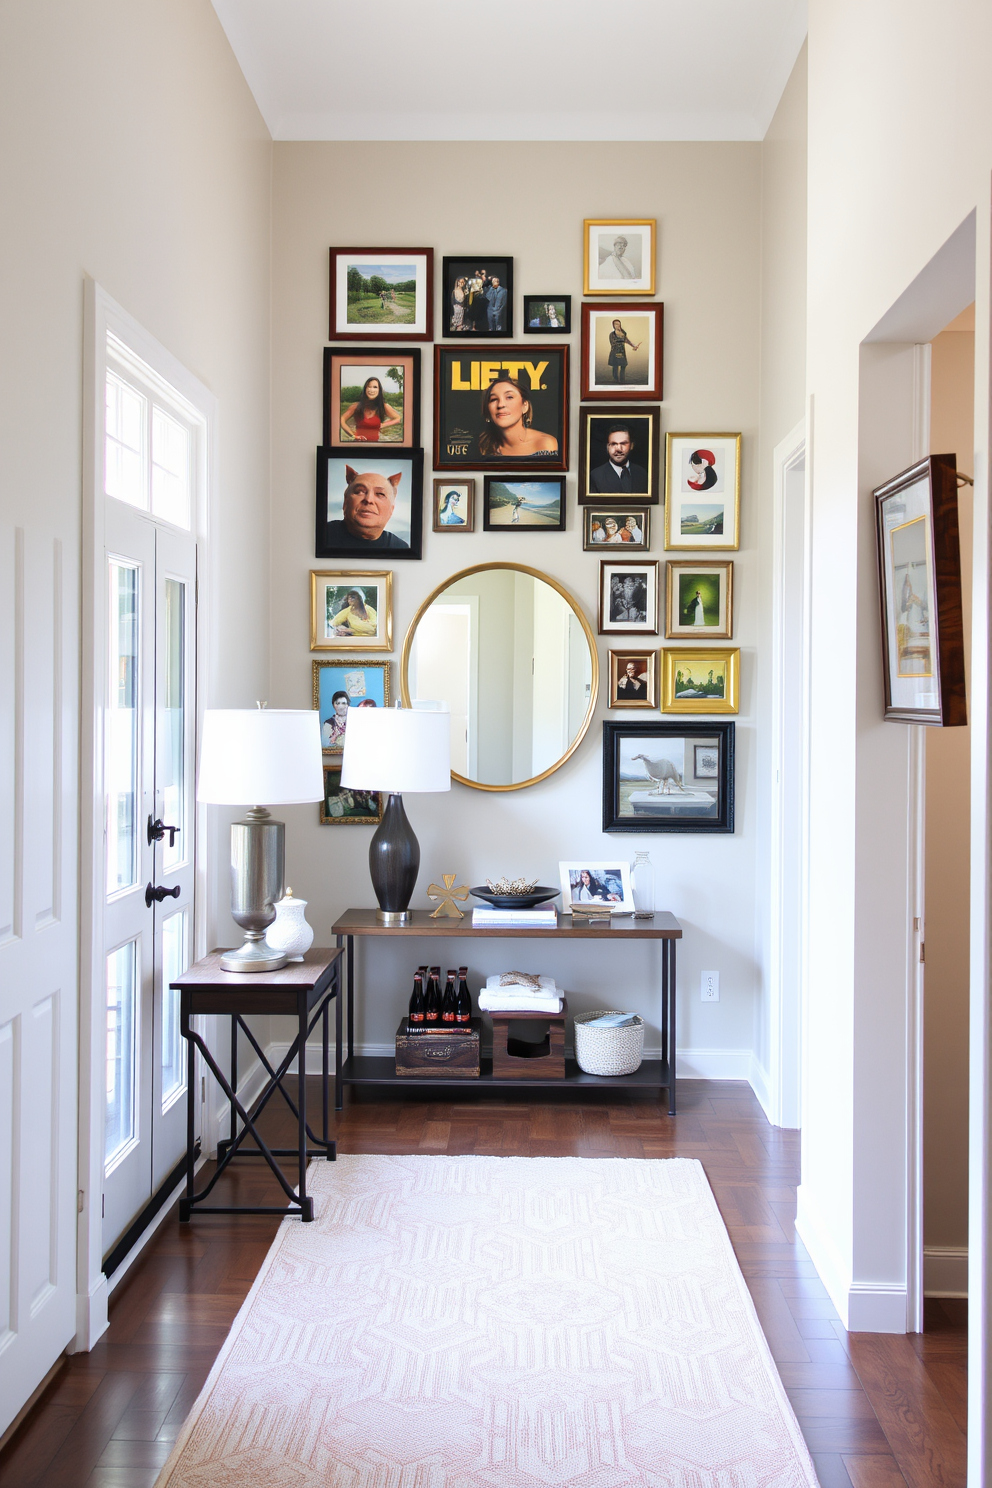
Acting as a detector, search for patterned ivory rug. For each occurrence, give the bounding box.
[155,1155,819,1487]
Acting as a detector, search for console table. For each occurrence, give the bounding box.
[332,910,681,1114]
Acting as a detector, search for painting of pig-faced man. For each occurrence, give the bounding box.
[316,448,424,560]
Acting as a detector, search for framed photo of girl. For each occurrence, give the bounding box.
[664,433,742,550]
[310,570,392,651]
[580,303,663,400]
[583,219,656,296]
[328,248,433,342]
[433,345,569,472]
[523,296,571,334]
[323,348,420,448]
[432,478,476,532]
[313,658,391,751]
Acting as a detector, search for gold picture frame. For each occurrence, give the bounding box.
[583,219,656,296]
[664,434,742,551]
[661,647,740,714]
[608,649,658,709]
[313,658,391,752]
[310,570,392,651]
[665,560,734,639]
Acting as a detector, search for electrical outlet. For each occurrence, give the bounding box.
[701,970,720,1002]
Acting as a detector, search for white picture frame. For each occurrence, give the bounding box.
[558,860,635,914]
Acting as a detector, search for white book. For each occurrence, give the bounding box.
[472,908,558,925]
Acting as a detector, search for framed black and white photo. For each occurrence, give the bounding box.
[442,257,513,337]
[583,508,650,551]
[578,406,661,503]
[328,248,433,342]
[602,720,735,834]
[310,570,392,651]
[323,348,420,448]
[523,296,571,334]
[315,447,423,560]
[664,433,742,550]
[433,345,569,471]
[483,477,565,531]
[432,478,476,532]
[598,559,659,635]
[583,219,656,296]
[580,302,663,400]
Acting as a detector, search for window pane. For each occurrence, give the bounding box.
[161,910,188,1107]
[105,940,138,1165]
[160,578,186,872]
[151,406,191,529]
[105,372,146,509]
[106,560,140,895]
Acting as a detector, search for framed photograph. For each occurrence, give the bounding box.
[523,296,571,334]
[442,257,513,337]
[580,302,663,400]
[323,348,420,448]
[599,560,660,635]
[312,659,390,752]
[874,454,966,725]
[328,248,433,341]
[578,406,661,503]
[583,219,656,296]
[583,508,650,551]
[316,448,423,560]
[664,433,742,550]
[483,476,565,531]
[558,860,635,914]
[320,764,383,826]
[432,478,476,532]
[661,647,740,714]
[433,345,569,471]
[602,720,735,834]
[310,570,392,651]
[609,650,657,709]
[665,560,734,639]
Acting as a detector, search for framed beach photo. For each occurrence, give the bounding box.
[578,406,661,503]
[583,508,650,551]
[661,647,740,714]
[665,560,734,639]
[580,302,663,400]
[599,560,660,636]
[323,348,420,448]
[442,257,513,338]
[558,860,635,914]
[608,649,657,710]
[313,659,391,752]
[316,448,423,560]
[432,478,476,532]
[583,219,656,296]
[523,296,571,334]
[320,764,383,826]
[664,433,742,550]
[433,345,569,472]
[328,248,433,341]
[602,720,735,834]
[483,477,565,531]
[310,570,392,652]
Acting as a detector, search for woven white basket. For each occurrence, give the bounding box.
[573,1010,645,1076]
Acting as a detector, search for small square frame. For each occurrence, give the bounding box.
[661,647,740,714]
[432,478,476,532]
[310,570,393,651]
[665,560,734,639]
[583,219,656,296]
[608,650,658,709]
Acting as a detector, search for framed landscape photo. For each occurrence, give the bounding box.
[316,447,423,560]
[313,658,390,752]
[665,560,734,639]
[328,248,433,341]
[483,476,565,531]
[583,508,650,550]
[442,257,513,337]
[433,345,569,471]
[661,647,740,714]
[609,649,657,709]
[320,764,383,826]
[664,433,742,550]
[874,453,966,725]
[580,302,663,400]
[583,219,656,296]
[323,348,420,448]
[523,296,571,334]
[558,860,635,914]
[598,559,660,635]
[602,720,735,834]
[578,406,661,503]
[310,570,392,651]
[432,478,476,532]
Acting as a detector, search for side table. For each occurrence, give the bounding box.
[172,946,343,1222]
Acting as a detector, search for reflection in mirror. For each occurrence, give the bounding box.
[402,565,597,790]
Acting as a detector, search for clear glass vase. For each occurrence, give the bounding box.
[632,852,654,913]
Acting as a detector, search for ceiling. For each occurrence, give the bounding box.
[211,0,808,142]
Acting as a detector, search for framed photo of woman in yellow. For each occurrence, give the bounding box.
[309,570,392,651]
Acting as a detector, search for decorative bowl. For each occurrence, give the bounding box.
[469,886,560,910]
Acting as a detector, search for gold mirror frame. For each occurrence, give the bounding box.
[400,562,600,792]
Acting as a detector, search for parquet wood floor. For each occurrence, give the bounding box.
[0,1078,968,1487]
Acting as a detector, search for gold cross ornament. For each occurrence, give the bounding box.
[427,873,470,918]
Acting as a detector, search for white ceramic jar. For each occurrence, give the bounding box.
[265,888,314,962]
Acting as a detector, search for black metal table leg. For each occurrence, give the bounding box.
[336,958,343,1110]
[297,990,313,1221]
[347,935,355,1061]
[668,939,677,1116]
[181,1002,196,1220]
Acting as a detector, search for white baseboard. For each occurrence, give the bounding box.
[675,1047,754,1081]
[847,1282,909,1333]
[796,1184,911,1333]
[924,1246,968,1298]
[748,1055,773,1121]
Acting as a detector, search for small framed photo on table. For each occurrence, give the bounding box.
[664,433,741,550]
[661,647,740,714]
[665,560,733,639]
[578,406,661,503]
[523,296,571,333]
[323,348,420,448]
[328,248,433,342]
[583,219,656,296]
[602,720,735,834]
[580,302,663,400]
[598,559,660,635]
[310,571,392,651]
[316,448,423,560]
[583,508,650,550]
[609,650,658,709]
[313,658,391,752]
[559,860,636,914]
[442,257,513,337]
[483,476,565,530]
[432,478,476,532]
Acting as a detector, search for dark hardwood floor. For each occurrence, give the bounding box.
[0,1078,968,1487]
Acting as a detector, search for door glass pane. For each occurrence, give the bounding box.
[105,372,147,509]
[106,560,139,895]
[161,578,186,872]
[161,910,188,1107]
[151,407,191,530]
[105,940,138,1166]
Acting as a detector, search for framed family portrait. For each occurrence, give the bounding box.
[661,647,740,714]
[602,720,735,834]
[874,453,966,725]
[609,649,657,709]
[578,406,661,503]
[328,248,433,341]
[310,570,392,651]
[442,257,513,337]
[483,476,565,531]
[323,348,420,448]
[558,860,635,914]
[315,448,423,560]
[320,765,383,827]
[598,559,660,635]
[583,219,656,296]
[313,658,391,752]
[433,345,569,471]
[580,302,663,400]
[664,433,741,550]
[583,508,650,550]
[665,560,734,639]
[432,478,475,532]
[523,296,571,334]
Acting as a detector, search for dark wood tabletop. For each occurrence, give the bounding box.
[331,910,681,939]
[171,946,343,991]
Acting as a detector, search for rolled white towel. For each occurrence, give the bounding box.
[485,973,558,994]
[478,991,563,1014]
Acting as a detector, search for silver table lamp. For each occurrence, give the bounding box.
[197,707,324,972]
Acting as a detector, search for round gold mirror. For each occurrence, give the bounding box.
[401,563,599,791]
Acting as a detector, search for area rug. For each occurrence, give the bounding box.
[154,1155,819,1487]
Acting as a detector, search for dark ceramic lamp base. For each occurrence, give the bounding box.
[369,793,420,925]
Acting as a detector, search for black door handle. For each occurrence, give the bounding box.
[147,816,181,847]
[145,882,182,907]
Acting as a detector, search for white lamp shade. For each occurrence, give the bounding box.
[197,709,324,805]
[339,706,451,794]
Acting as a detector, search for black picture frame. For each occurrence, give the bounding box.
[523,296,571,334]
[578,405,661,504]
[315,446,424,560]
[323,347,421,449]
[433,345,569,472]
[441,257,513,338]
[482,476,566,531]
[602,720,735,833]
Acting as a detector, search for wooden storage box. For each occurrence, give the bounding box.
[490,1000,568,1079]
[395,1018,481,1078]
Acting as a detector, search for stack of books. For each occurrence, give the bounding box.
[471,905,559,928]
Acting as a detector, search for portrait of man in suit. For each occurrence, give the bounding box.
[589,425,649,494]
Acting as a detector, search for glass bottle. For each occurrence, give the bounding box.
[455,966,472,1024]
[632,851,655,914]
[408,970,425,1025]
[425,967,441,1024]
[441,970,457,1024]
